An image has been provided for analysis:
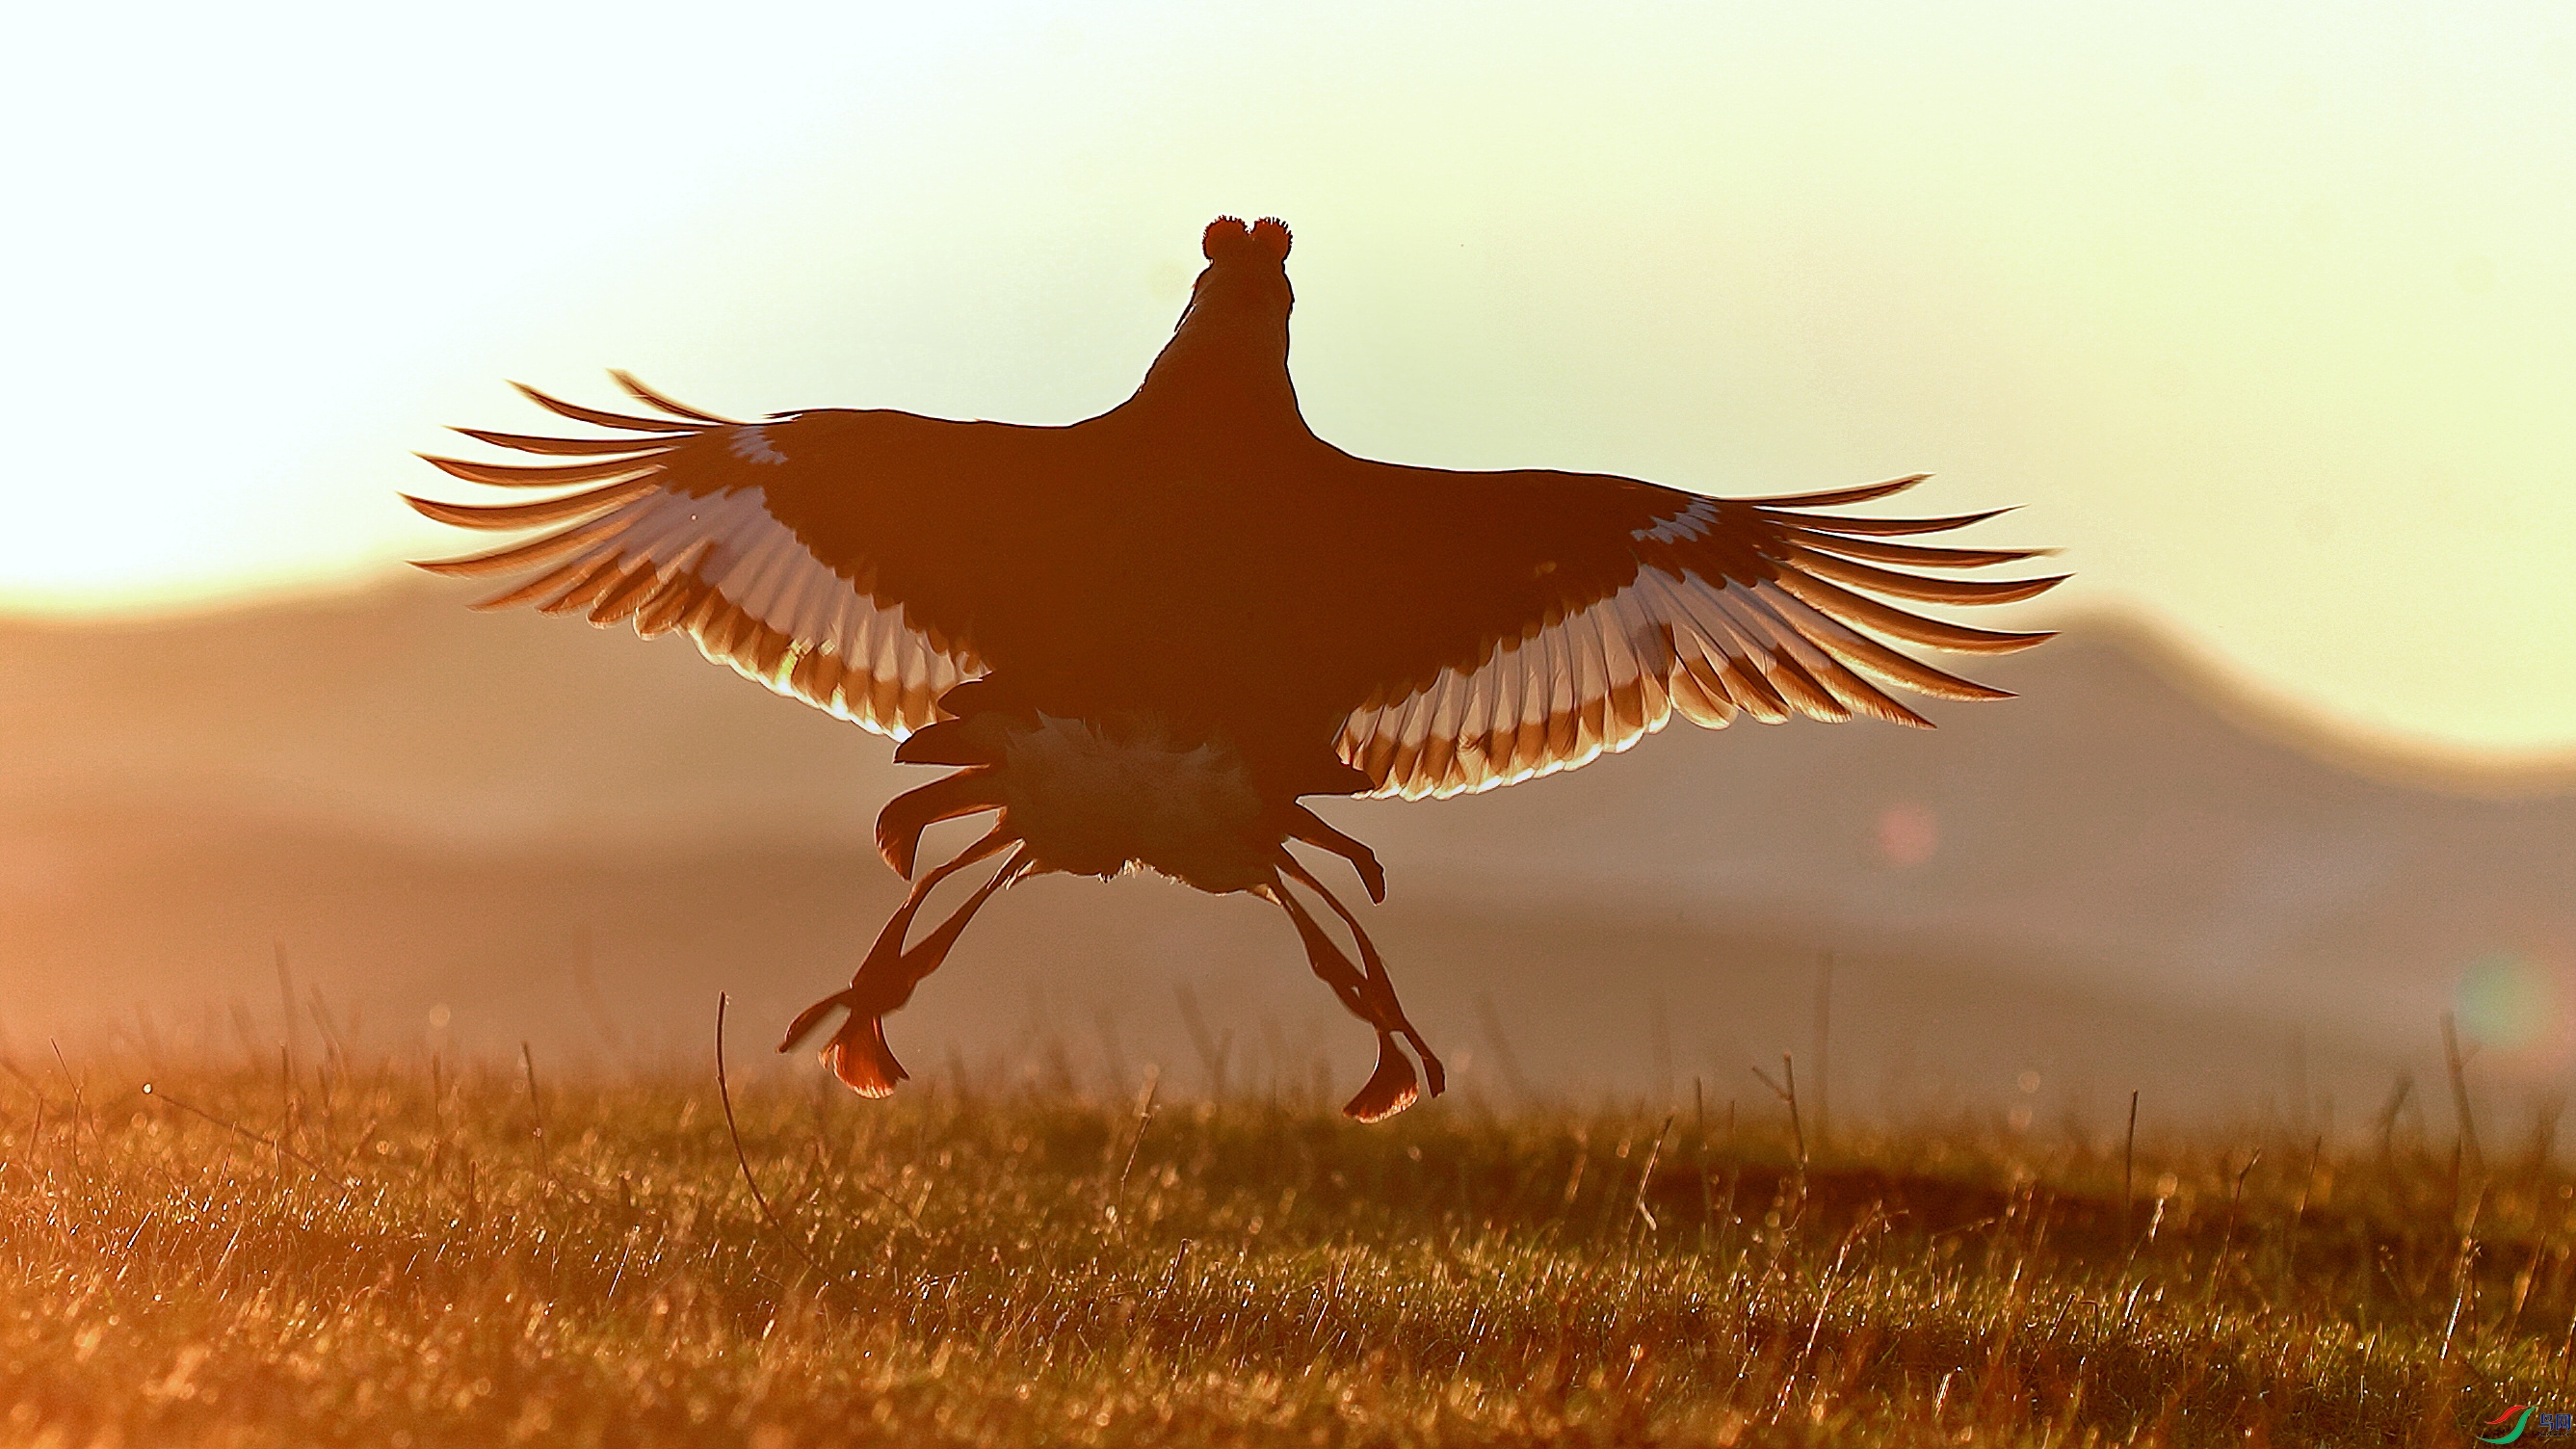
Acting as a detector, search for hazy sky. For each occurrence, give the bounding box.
[5,1,2571,761]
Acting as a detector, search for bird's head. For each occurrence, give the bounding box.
[1179,216,1295,333]
[1126,216,1304,431]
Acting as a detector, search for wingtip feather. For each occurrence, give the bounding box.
[1740,473,1932,508]
[416,453,666,488]
[608,370,738,425]
[449,426,678,458]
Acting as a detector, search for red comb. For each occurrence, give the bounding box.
[1203,215,1291,264]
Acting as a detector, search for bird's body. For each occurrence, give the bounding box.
[410,217,2061,1120]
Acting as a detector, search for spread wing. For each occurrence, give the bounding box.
[405,375,1058,738]
[1313,461,2062,800]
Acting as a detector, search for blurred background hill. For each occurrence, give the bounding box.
[3,583,2568,1138]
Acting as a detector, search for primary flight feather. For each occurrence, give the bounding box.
[409,216,2062,1121]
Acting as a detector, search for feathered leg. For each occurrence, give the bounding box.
[779,826,1025,1094]
[874,766,1008,879]
[1255,877,1427,1122]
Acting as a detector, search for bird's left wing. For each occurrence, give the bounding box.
[405,376,1058,738]
[1306,461,2063,800]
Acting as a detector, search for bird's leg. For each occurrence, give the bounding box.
[779,826,1020,1094]
[810,842,1034,1097]
[874,766,1008,879]
[1255,878,1422,1122]
[1283,803,1385,903]
[1249,883,1368,1019]
[1275,849,1444,1099]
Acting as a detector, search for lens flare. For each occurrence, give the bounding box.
[2455,953,2561,1056]
[1875,802,1939,869]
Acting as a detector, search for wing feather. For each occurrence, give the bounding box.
[410,514,640,579]
[403,478,660,530]
[473,554,614,613]
[1507,639,1545,773]
[1792,533,2052,569]
[1735,473,1930,507]
[586,556,670,624]
[1780,542,2067,605]
[1755,506,2012,537]
[450,428,683,457]
[1767,569,2055,655]
[1710,588,1847,721]
[635,572,711,638]
[415,454,671,488]
[1727,585,1924,726]
[543,551,644,617]
[1748,581,2013,702]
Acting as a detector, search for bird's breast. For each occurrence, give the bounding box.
[995,714,1275,894]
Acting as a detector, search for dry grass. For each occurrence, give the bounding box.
[0,1037,2565,1447]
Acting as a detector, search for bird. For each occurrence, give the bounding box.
[407,216,2062,1122]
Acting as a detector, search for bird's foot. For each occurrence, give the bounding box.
[779,988,910,1097]
[1343,1033,1421,1123]
[819,1008,908,1097]
[780,835,1035,1099]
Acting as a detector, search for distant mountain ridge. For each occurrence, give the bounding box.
[2009,615,2576,803]
[1,583,2565,1121]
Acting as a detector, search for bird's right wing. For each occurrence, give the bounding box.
[406,376,1067,739]
[1303,463,2061,800]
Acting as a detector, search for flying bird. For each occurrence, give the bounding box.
[407,217,2062,1121]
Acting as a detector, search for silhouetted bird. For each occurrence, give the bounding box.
[408,217,2061,1120]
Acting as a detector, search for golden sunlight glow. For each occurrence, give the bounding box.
[3,1,2571,758]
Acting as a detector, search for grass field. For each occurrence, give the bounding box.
[2,1024,2566,1447]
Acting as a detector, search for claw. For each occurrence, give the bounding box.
[1343,1034,1420,1122]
